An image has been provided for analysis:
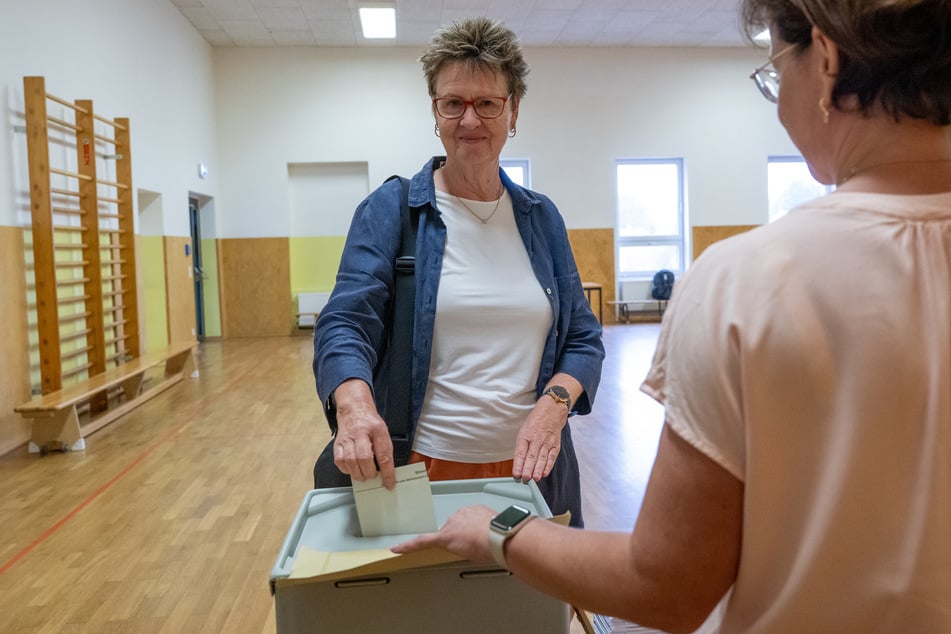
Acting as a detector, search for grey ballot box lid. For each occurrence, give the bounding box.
[270,477,552,583]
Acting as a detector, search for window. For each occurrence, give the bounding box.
[616,159,685,279]
[500,158,530,188]
[768,156,833,222]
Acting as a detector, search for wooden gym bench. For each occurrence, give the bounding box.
[14,342,198,454]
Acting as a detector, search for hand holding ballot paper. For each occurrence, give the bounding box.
[352,463,438,537]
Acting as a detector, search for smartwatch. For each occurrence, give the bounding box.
[488,504,534,568]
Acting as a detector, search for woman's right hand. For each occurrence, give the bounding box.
[331,379,397,489]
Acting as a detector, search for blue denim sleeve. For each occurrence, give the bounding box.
[553,240,605,415]
[312,179,403,430]
[523,189,605,415]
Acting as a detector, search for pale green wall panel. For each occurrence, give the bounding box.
[140,236,168,353]
[289,236,345,297]
[201,238,222,338]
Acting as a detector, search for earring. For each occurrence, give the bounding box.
[818,98,830,125]
[434,124,441,138]
[508,127,517,138]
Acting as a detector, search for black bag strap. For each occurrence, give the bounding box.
[315,175,417,488]
[382,175,416,441]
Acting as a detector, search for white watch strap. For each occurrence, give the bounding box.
[488,528,508,568]
[488,516,534,569]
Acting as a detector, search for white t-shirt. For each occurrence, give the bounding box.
[642,192,951,632]
[412,190,552,462]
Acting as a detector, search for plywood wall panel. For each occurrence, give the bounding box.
[0,226,33,454]
[692,225,759,261]
[218,238,292,337]
[568,228,616,324]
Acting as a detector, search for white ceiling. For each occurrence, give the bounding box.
[168,0,749,49]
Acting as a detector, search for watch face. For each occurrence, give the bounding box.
[545,385,570,408]
[549,386,569,401]
[491,505,532,531]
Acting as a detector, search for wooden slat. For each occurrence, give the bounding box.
[103,318,130,328]
[49,167,92,181]
[61,346,93,362]
[59,311,92,324]
[46,92,89,114]
[96,178,127,190]
[58,294,90,306]
[113,116,139,358]
[93,113,126,130]
[75,98,106,379]
[94,133,115,145]
[51,187,82,198]
[56,277,90,286]
[103,334,130,347]
[60,328,92,343]
[61,362,93,380]
[24,76,62,393]
[47,115,81,133]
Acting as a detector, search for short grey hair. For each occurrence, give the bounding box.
[419,17,529,100]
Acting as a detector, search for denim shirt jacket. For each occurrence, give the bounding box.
[313,156,605,523]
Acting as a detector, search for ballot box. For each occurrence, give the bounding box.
[270,478,570,633]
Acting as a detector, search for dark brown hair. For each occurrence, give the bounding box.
[740,0,951,125]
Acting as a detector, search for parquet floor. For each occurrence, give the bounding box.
[0,324,664,633]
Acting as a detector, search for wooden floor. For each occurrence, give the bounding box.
[0,324,664,633]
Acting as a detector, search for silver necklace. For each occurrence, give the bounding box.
[455,191,503,224]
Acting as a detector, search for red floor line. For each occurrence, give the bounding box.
[0,419,193,577]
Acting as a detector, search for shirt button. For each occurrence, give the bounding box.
[546,288,552,295]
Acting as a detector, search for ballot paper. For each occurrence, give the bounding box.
[352,463,438,537]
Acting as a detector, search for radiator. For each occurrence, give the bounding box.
[297,292,331,327]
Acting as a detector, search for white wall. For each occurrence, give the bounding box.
[0,0,218,237]
[212,45,799,240]
[0,3,802,248]
[213,47,437,238]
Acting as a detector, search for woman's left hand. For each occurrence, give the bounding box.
[390,505,497,563]
[512,401,566,483]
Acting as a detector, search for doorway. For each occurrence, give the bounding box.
[188,197,205,341]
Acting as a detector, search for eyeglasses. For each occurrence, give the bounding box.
[749,43,798,103]
[432,96,509,119]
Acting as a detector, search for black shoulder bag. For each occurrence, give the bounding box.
[313,175,418,488]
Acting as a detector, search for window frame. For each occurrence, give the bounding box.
[615,157,686,281]
[767,155,834,222]
[500,158,531,189]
